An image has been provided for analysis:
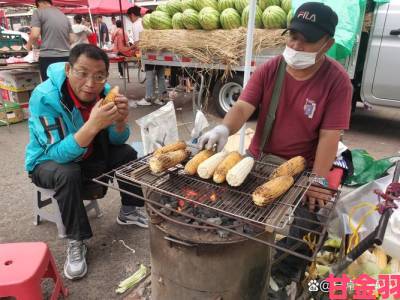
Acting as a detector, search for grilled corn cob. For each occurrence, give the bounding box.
[197,151,228,179]
[226,156,255,187]
[184,149,214,175]
[153,141,187,157]
[270,156,306,179]
[252,175,294,206]
[101,86,119,106]
[149,149,190,173]
[213,151,242,184]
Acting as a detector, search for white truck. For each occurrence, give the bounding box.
[141,0,400,116]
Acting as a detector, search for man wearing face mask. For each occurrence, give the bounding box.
[199,2,352,295]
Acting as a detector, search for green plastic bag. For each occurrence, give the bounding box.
[344,149,394,186]
[291,0,389,60]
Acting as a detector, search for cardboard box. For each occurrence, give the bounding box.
[0,101,24,125]
[0,88,31,104]
[20,102,29,119]
[0,69,41,92]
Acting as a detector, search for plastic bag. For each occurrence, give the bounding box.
[344,149,394,186]
[135,101,179,155]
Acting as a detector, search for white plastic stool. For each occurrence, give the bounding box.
[33,187,103,238]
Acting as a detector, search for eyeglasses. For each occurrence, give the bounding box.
[71,68,108,84]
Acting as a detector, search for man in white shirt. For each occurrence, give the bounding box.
[127,6,143,47]
[127,6,168,106]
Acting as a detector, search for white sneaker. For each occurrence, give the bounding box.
[153,99,165,106]
[64,240,87,280]
[128,100,137,108]
[136,98,152,106]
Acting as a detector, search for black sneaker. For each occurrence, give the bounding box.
[117,207,149,228]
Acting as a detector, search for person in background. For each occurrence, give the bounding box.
[71,14,92,48]
[112,20,135,79]
[109,16,117,37]
[25,44,148,280]
[127,6,168,106]
[26,0,72,81]
[96,16,109,48]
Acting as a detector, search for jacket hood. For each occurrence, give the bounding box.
[47,62,68,92]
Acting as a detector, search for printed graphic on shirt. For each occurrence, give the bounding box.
[304,98,317,119]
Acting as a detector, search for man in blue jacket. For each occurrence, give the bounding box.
[25,44,147,280]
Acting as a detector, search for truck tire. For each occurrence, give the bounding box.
[212,74,243,117]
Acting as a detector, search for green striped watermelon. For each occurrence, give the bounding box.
[172,12,186,29]
[262,5,286,29]
[234,0,249,14]
[181,0,196,11]
[150,11,173,29]
[166,0,183,16]
[156,3,169,13]
[194,0,218,11]
[199,7,220,30]
[286,9,293,27]
[241,5,263,28]
[142,14,152,29]
[220,8,241,29]
[280,0,291,13]
[258,0,280,11]
[217,0,236,12]
[182,9,202,29]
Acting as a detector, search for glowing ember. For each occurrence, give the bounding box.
[210,192,217,202]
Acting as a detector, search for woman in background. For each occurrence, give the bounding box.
[112,20,135,79]
[71,14,92,48]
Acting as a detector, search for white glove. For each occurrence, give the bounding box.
[198,125,230,152]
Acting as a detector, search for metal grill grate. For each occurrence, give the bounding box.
[114,155,314,230]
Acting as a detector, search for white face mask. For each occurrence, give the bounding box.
[283,43,327,70]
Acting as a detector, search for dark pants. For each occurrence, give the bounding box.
[272,206,319,283]
[38,56,69,81]
[31,144,143,241]
[117,52,125,77]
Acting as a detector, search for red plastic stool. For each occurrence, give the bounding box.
[0,242,68,300]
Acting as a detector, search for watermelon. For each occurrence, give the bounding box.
[156,3,169,13]
[199,7,220,30]
[150,11,173,29]
[280,0,291,14]
[262,5,286,29]
[172,12,186,29]
[258,0,280,11]
[218,0,235,12]
[234,0,249,14]
[142,14,152,29]
[166,0,183,16]
[182,9,202,29]
[241,5,263,28]
[286,9,293,27]
[194,0,218,11]
[181,0,196,10]
[220,8,241,29]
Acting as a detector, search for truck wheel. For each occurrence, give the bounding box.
[213,74,243,117]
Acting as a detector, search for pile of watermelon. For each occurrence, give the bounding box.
[142,0,292,30]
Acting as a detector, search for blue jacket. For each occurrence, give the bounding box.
[25,62,130,172]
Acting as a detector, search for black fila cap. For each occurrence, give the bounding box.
[285,2,338,43]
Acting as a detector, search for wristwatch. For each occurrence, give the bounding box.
[313,176,329,187]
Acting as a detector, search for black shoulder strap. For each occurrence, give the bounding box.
[258,59,286,159]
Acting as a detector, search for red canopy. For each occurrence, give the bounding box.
[2,0,85,6]
[61,0,135,15]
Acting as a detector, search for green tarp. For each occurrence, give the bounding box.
[292,0,390,60]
